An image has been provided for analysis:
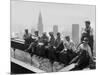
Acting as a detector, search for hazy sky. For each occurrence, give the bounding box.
[11,0,95,35]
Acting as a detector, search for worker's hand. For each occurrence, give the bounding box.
[45,46,49,49]
[53,46,56,49]
[75,63,78,66]
[25,49,28,52]
[75,49,79,53]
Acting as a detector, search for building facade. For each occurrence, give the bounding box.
[72,24,79,47]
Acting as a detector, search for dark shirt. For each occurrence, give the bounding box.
[49,36,55,46]
[23,33,32,44]
[55,37,61,48]
[39,35,49,45]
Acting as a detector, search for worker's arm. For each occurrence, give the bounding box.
[87,46,93,60]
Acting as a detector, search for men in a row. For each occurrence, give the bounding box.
[23,30,75,54]
[23,29,74,51]
[23,30,62,61]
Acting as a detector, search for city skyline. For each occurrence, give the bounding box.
[11,1,95,37]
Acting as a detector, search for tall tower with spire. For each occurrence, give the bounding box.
[37,12,43,36]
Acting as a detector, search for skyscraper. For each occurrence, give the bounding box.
[53,25,58,37]
[37,12,43,36]
[72,24,79,47]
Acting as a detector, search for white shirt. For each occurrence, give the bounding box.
[63,39,76,51]
[78,44,92,57]
[32,35,39,41]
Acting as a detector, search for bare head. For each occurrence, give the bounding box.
[82,37,89,45]
[85,21,91,28]
[25,29,28,34]
[65,36,70,42]
[57,32,60,38]
[42,32,46,36]
[34,31,39,36]
[49,32,54,37]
